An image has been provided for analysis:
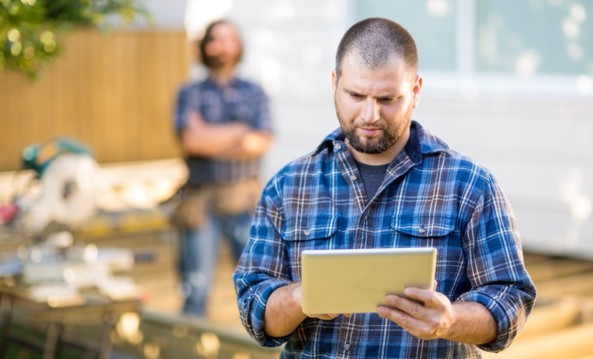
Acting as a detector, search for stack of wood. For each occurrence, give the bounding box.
[3,160,593,357]
[481,253,593,359]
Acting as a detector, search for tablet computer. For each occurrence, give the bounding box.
[301,247,437,315]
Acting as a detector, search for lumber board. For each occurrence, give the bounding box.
[482,323,593,359]
[516,297,581,339]
[526,258,593,282]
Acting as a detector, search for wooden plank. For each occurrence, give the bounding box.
[523,252,556,265]
[535,272,593,297]
[526,258,593,282]
[143,295,181,313]
[0,29,188,171]
[513,297,580,339]
[481,323,593,359]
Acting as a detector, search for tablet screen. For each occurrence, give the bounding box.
[301,247,437,315]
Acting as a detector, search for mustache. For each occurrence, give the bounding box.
[356,122,387,131]
[358,124,383,129]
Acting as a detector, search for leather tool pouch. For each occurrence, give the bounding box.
[170,179,261,230]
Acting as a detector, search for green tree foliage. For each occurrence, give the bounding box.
[0,0,151,79]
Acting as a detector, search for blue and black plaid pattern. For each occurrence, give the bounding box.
[175,76,272,185]
[233,121,536,359]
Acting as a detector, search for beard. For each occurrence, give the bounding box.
[207,55,238,70]
[335,100,412,155]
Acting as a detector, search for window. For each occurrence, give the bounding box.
[477,0,593,76]
[357,0,458,72]
[356,0,593,78]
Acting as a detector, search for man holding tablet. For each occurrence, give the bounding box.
[233,17,536,358]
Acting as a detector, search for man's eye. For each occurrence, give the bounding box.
[350,93,364,100]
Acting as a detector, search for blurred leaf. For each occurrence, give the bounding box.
[0,0,151,80]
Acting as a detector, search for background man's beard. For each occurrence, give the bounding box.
[208,55,239,70]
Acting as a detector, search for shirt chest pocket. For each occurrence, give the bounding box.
[279,192,337,244]
[280,212,337,280]
[391,213,457,247]
[229,103,255,122]
[391,213,463,293]
[281,215,337,244]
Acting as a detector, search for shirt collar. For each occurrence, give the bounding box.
[313,120,449,161]
[314,128,344,155]
[204,74,240,88]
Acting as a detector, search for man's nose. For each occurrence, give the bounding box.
[362,99,380,124]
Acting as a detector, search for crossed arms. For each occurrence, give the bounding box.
[180,110,272,159]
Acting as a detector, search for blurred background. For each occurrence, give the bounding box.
[1,0,593,358]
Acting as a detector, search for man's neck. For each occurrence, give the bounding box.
[210,65,236,86]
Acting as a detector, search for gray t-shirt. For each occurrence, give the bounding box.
[355,161,389,199]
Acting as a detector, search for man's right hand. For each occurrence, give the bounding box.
[290,283,343,320]
[264,282,351,338]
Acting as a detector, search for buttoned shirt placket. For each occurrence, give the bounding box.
[331,140,417,357]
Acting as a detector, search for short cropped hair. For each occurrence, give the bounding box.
[335,17,418,79]
[198,19,243,69]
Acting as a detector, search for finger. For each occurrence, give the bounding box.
[385,294,423,319]
[403,287,437,306]
[377,305,440,341]
[311,313,339,320]
[376,305,420,329]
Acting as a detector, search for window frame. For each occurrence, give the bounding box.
[349,0,593,99]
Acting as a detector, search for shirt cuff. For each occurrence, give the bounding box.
[239,278,293,347]
[457,290,513,352]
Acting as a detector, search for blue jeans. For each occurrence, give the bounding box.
[178,210,252,317]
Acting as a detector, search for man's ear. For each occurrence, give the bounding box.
[331,70,338,93]
[412,75,423,108]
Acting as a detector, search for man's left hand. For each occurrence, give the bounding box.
[376,287,455,340]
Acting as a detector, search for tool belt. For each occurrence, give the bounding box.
[170,178,262,230]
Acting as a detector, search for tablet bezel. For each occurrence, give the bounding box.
[301,247,437,315]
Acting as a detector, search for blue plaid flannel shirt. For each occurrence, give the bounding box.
[233,121,536,359]
[175,76,272,185]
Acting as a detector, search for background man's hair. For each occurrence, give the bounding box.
[198,19,244,69]
[335,17,418,79]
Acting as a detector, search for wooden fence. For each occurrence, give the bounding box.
[0,28,189,171]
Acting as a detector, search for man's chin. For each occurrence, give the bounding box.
[358,148,385,155]
[209,58,238,70]
[350,141,384,155]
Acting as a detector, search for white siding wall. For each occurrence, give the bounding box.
[225,0,351,178]
[141,0,187,27]
[417,88,593,258]
[180,1,593,258]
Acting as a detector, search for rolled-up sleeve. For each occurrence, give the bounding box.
[459,176,537,352]
[233,178,293,347]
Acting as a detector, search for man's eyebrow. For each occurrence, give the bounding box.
[342,85,401,98]
[342,87,360,94]
[377,95,396,101]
